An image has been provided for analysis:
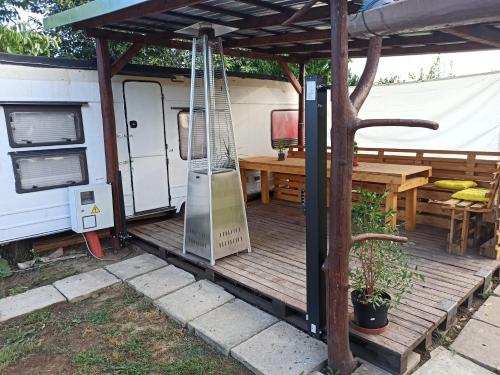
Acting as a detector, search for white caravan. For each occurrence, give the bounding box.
[1,53,500,245]
[0,54,297,244]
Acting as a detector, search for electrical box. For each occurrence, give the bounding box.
[68,184,114,233]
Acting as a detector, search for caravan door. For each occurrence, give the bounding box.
[124,81,170,213]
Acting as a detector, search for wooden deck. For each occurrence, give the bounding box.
[128,201,500,374]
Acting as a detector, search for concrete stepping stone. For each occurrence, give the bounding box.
[450,318,500,372]
[127,265,195,300]
[413,347,493,375]
[473,296,500,328]
[105,253,167,280]
[155,280,234,325]
[231,321,327,375]
[188,299,278,356]
[0,285,66,323]
[493,284,500,296]
[53,268,120,302]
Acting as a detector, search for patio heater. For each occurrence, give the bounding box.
[180,23,251,265]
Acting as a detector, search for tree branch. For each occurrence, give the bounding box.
[354,118,439,132]
[352,233,408,244]
[349,37,382,111]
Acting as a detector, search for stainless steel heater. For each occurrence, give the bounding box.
[183,23,251,265]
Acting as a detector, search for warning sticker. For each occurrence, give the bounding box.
[91,205,101,214]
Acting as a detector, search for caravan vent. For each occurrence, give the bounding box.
[5,106,84,147]
[11,148,88,193]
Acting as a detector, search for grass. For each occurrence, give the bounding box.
[0,286,249,375]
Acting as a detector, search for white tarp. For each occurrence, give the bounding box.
[352,71,500,152]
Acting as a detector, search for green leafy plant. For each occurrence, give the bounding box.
[350,190,422,307]
[353,141,359,156]
[277,140,286,154]
[0,256,12,297]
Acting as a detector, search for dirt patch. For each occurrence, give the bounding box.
[0,285,249,375]
[0,243,142,298]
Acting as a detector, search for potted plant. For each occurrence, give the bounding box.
[277,141,287,161]
[350,190,422,333]
[353,141,359,166]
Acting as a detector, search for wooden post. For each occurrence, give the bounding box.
[298,63,306,146]
[95,37,125,251]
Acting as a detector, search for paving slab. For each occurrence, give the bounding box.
[450,318,500,372]
[413,347,493,375]
[353,359,391,375]
[53,268,120,302]
[231,321,327,375]
[473,296,500,328]
[493,283,500,296]
[0,285,66,322]
[155,280,234,325]
[105,253,167,280]
[127,265,195,300]
[188,299,278,356]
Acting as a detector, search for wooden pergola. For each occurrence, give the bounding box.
[45,1,500,373]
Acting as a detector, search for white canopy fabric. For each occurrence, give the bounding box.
[352,71,500,152]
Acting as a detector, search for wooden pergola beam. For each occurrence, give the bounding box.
[225,29,331,48]
[269,33,466,54]
[85,28,305,63]
[110,43,144,77]
[95,37,126,251]
[307,40,488,59]
[278,61,302,95]
[441,25,500,49]
[73,0,205,29]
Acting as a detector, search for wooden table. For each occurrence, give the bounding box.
[239,156,432,231]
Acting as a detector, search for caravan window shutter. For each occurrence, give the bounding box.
[271,109,299,149]
[4,105,84,147]
[10,148,88,193]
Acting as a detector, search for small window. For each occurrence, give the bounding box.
[10,148,89,193]
[271,109,299,149]
[4,105,84,148]
[177,110,207,160]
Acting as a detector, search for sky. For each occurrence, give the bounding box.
[350,50,500,82]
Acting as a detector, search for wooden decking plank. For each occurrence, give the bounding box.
[214,260,307,303]
[128,200,498,371]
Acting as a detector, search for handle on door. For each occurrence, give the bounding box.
[129,120,138,128]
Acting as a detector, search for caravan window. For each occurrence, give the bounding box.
[10,148,88,193]
[177,110,207,160]
[4,105,84,148]
[271,109,299,149]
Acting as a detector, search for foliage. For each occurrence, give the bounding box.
[408,55,455,82]
[0,23,59,56]
[350,190,422,307]
[377,74,401,85]
[277,140,287,153]
[353,140,359,155]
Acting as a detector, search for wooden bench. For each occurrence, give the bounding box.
[282,146,500,258]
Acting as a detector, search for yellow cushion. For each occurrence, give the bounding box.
[434,180,477,191]
[451,188,489,202]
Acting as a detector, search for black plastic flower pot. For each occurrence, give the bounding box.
[278,152,286,161]
[351,290,390,330]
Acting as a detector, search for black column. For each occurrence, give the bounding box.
[305,77,327,338]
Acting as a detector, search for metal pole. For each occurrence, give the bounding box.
[305,77,327,339]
